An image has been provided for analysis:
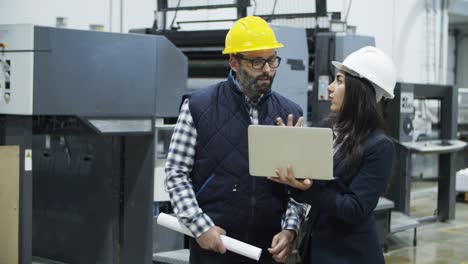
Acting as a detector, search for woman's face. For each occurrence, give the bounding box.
[327,70,346,113]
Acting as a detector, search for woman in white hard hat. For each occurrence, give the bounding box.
[270,46,397,264]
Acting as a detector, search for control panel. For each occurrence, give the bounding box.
[0,59,10,103]
[398,84,415,142]
[0,24,34,115]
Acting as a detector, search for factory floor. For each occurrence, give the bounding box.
[385,180,468,264]
[31,179,468,264]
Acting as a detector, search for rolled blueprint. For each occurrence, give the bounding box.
[157,213,262,261]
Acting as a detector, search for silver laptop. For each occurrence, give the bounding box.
[248,125,333,180]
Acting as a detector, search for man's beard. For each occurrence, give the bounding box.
[237,67,275,101]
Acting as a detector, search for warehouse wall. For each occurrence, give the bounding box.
[345,0,450,85]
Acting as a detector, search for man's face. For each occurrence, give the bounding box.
[231,49,278,100]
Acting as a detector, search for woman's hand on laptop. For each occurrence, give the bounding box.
[276,114,303,127]
[268,164,313,191]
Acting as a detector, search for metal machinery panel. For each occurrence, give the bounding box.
[270,26,308,123]
[154,35,188,117]
[386,83,415,143]
[32,27,157,116]
[31,130,119,263]
[384,83,461,221]
[334,34,376,65]
[0,24,187,117]
[0,24,187,264]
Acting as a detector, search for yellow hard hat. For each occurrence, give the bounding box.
[222,16,283,54]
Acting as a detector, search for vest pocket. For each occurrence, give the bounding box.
[195,174,238,207]
[195,174,215,197]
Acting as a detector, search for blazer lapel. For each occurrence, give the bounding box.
[333,155,345,179]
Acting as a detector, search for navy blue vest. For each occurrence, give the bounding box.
[187,77,303,249]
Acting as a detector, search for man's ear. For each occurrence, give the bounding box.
[229,55,238,72]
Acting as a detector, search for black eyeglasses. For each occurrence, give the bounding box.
[234,55,282,70]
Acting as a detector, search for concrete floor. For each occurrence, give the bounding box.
[385,180,468,264]
[32,180,468,264]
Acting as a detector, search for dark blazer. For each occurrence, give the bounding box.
[292,130,394,264]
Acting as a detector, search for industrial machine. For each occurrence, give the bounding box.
[0,24,187,264]
[384,83,466,221]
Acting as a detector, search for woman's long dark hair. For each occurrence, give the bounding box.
[332,73,388,182]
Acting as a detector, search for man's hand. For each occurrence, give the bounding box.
[267,229,296,263]
[195,226,227,254]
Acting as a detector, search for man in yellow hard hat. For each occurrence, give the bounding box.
[165,16,306,264]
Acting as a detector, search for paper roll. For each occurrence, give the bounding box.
[157,213,262,261]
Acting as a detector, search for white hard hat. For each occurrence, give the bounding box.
[332,46,397,102]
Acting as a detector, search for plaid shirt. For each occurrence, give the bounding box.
[165,89,307,238]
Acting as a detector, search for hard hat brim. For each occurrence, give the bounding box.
[331,61,360,77]
[222,43,284,54]
[331,61,395,99]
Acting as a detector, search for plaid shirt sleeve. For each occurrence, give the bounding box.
[165,99,214,237]
[282,197,309,233]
